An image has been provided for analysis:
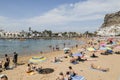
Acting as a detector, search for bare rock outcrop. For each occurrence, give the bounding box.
[101,11,120,28]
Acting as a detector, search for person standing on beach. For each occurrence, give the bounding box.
[0,60,3,72]
[63,43,66,48]
[13,52,18,67]
[4,54,10,70]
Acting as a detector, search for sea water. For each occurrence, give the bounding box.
[0,39,84,57]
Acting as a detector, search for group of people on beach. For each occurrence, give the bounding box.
[55,37,120,79]
[0,37,120,80]
[0,52,18,80]
[56,66,77,80]
[26,63,42,74]
[0,52,18,72]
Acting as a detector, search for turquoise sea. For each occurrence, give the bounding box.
[0,39,84,57]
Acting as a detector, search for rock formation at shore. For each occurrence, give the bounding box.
[97,11,120,36]
[101,11,120,28]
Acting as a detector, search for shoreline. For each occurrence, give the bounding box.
[0,37,85,61]
[0,37,86,62]
[0,38,84,58]
[1,37,120,80]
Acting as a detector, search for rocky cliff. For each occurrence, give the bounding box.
[101,11,120,28]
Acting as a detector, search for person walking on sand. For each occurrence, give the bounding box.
[13,52,18,67]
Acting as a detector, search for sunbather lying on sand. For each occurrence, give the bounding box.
[91,63,109,72]
[70,56,87,64]
[52,57,63,63]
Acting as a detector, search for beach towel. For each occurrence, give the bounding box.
[71,75,85,80]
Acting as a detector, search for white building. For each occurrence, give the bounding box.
[97,25,120,36]
[0,30,21,38]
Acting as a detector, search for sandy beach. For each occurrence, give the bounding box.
[0,38,120,80]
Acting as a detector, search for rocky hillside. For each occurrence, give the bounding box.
[97,11,120,36]
[101,11,120,28]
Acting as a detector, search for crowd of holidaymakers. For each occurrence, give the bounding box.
[56,65,109,80]
[0,37,120,80]
[56,66,85,80]
[0,52,18,72]
[55,37,120,79]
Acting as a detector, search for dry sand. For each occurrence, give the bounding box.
[0,38,120,80]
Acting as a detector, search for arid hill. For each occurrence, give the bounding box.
[101,11,120,28]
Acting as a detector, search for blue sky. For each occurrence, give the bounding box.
[0,0,81,19]
[0,0,120,32]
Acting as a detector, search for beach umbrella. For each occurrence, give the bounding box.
[99,46,106,50]
[99,47,112,50]
[87,47,95,51]
[63,48,70,51]
[106,47,112,50]
[29,56,46,63]
[72,53,82,57]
